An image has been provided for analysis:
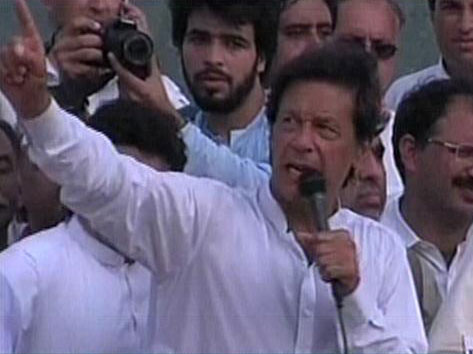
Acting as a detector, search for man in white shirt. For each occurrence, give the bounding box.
[41,0,189,117]
[0,3,427,352]
[381,79,473,345]
[0,99,187,353]
[385,0,473,111]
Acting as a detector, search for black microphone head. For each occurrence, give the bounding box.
[299,171,326,197]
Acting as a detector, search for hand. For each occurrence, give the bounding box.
[298,229,360,297]
[49,17,111,91]
[109,53,186,128]
[0,0,50,119]
[121,2,152,36]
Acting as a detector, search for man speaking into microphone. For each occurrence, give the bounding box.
[0,2,426,351]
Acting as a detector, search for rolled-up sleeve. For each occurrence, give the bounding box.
[182,123,271,189]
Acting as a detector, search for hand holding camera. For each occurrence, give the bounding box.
[49,2,153,87]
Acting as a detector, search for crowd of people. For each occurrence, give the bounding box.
[0,0,472,353]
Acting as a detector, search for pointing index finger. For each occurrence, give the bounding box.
[16,0,42,42]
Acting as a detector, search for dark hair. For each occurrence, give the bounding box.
[428,0,435,12]
[338,0,405,28]
[168,0,282,72]
[393,79,473,182]
[0,120,20,157]
[267,40,381,144]
[284,0,338,28]
[88,100,187,172]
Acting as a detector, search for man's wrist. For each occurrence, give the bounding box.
[20,91,52,120]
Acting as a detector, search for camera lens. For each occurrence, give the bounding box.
[123,33,153,66]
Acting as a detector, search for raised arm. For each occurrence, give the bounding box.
[0,0,220,279]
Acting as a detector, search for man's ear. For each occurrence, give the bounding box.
[399,134,418,176]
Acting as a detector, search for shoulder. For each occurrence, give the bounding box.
[0,222,73,276]
[334,208,405,259]
[385,64,443,110]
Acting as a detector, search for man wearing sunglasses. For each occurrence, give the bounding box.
[334,0,402,94]
[381,79,473,347]
[385,0,473,111]
[334,0,405,202]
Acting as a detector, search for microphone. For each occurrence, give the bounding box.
[299,171,344,308]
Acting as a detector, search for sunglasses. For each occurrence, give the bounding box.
[340,36,398,60]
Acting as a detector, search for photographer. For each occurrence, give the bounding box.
[41,0,188,118]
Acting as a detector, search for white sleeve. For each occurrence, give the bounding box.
[21,100,224,280]
[182,123,271,189]
[429,244,473,353]
[341,229,428,353]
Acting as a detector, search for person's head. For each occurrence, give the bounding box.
[335,0,404,93]
[394,79,473,221]
[88,100,187,172]
[0,121,20,233]
[41,0,123,26]
[268,41,381,213]
[270,0,337,79]
[340,136,387,220]
[18,150,65,235]
[428,0,473,78]
[169,0,281,114]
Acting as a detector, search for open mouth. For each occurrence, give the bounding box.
[286,163,319,181]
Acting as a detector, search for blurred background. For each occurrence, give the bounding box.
[0,0,439,91]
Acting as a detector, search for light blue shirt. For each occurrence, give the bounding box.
[191,108,270,164]
[182,107,272,189]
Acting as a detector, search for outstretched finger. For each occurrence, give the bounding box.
[15,0,42,43]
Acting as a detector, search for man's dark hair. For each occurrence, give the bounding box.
[168,0,283,72]
[0,120,20,157]
[338,0,406,28]
[88,100,187,172]
[393,79,473,182]
[267,40,381,144]
[284,0,338,28]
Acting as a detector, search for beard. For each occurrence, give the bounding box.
[183,59,259,114]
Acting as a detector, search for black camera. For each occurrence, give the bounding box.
[103,18,154,79]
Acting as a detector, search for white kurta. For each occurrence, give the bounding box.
[382,198,473,338]
[0,215,152,353]
[429,225,473,353]
[21,100,427,353]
